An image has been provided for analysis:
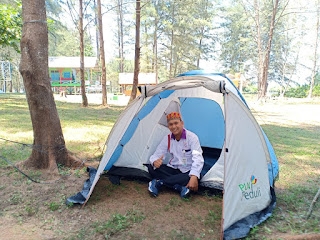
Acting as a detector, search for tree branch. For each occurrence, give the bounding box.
[306,187,320,219]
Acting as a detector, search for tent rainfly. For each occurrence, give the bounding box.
[74,71,279,240]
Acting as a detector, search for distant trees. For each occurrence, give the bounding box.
[110,0,217,93]
[2,0,319,100]
[64,0,98,107]
[308,0,320,98]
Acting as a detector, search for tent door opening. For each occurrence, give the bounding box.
[180,97,225,176]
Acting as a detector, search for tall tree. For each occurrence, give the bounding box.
[19,0,78,170]
[116,0,124,72]
[64,0,97,106]
[238,0,288,100]
[257,0,280,100]
[219,2,255,73]
[308,0,319,98]
[97,0,107,105]
[79,0,88,107]
[93,0,100,60]
[129,0,140,102]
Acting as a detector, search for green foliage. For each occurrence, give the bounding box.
[219,2,256,73]
[0,2,22,52]
[138,0,217,80]
[312,85,320,96]
[49,24,95,57]
[284,85,309,98]
[243,84,258,94]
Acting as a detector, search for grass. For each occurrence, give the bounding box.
[0,93,319,239]
[68,209,146,240]
[247,99,320,239]
[0,93,124,165]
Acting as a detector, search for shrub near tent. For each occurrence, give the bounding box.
[76,71,279,240]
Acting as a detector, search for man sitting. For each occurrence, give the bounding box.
[148,112,204,198]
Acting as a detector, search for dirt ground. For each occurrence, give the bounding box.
[0,167,222,240]
[1,97,320,240]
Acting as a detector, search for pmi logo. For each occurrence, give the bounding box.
[239,175,261,200]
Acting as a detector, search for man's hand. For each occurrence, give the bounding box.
[153,155,164,168]
[186,175,198,191]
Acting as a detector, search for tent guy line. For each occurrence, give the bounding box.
[0,155,83,185]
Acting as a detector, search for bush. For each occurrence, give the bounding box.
[312,85,320,96]
[243,85,258,94]
[284,85,309,98]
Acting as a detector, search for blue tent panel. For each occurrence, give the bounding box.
[159,90,175,99]
[180,97,225,149]
[104,145,123,170]
[106,92,173,171]
[261,129,279,186]
[120,117,140,146]
[137,94,161,120]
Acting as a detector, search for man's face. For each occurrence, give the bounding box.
[168,119,184,136]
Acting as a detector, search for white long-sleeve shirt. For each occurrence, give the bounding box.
[149,129,204,178]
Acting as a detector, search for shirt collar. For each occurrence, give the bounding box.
[171,128,186,140]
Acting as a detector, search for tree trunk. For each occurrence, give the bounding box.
[254,0,264,98]
[97,0,107,106]
[279,44,289,97]
[308,3,319,98]
[280,48,300,98]
[197,37,203,69]
[94,0,100,60]
[117,0,124,73]
[79,0,88,107]
[258,0,279,100]
[153,15,158,83]
[129,0,140,102]
[169,3,175,78]
[19,0,78,170]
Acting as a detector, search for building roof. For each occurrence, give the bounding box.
[48,57,98,68]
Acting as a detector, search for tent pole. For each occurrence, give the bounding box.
[220,92,228,240]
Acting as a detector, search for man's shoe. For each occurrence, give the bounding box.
[180,186,190,199]
[173,184,190,199]
[148,179,159,197]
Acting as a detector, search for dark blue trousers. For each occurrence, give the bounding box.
[147,164,190,188]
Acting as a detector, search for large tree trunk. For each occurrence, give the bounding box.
[19,0,78,170]
[258,0,279,100]
[129,0,140,102]
[97,0,107,106]
[308,3,319,98]
[79,0,88,107]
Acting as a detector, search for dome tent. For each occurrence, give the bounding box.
[80,71,279,239]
